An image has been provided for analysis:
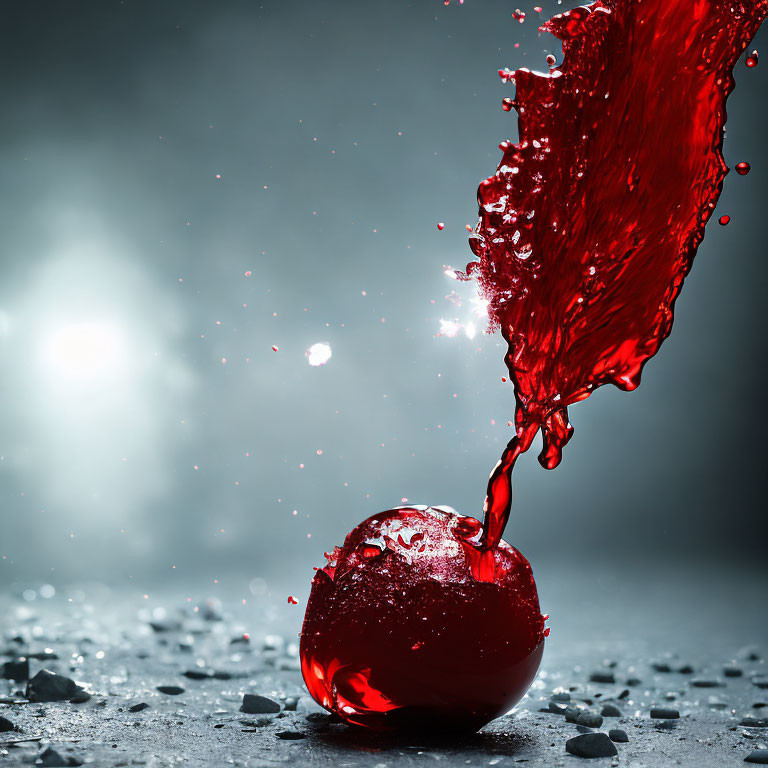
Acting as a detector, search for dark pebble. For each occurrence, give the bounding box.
[652,662,672,673]
[240,694,281,714]
[149,620,182,633]
[551,692,571,702]
[565,733,618,758]
[0,716,14,732]
[26,651,59,661]
[230,636,250,645]
[609,729,628,743]
[283,697,299,711]
[626,678,642,687]
[565,706,582,723]
[1,659,29,682]
[601,704,622,717]
[618,688,630,699]
[26,670,89,703]
[745,750,768,764]
[753,678,768,690]
[691,679,723,688]
[576,712,603,728]
[650,707,680,719]
[182,670,211,680]
[725,666,744,678]
[740,718,768,728]
[678,664,694,675]
[754,703,768,709]
[36,747,72,767]
[129,703,149,713]
[589,671,615,684]
[276,730,306,740]
[157,686,185,696]
[549,701,567,714]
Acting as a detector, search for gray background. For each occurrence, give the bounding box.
[0,0,765,601]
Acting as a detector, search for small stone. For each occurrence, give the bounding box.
[753,678,768,690]
[149,619,182,633]
[0,716,14,732]
[549,701,567,714]
[745,750,768,764]
[650,707,680,719]
[691,679,723,688]
[156,686,185,696]
[35,747,69,767]
[725,665,743,678]
[626,678,642,687]
[601,704,622,717]
[551,692,571,702]
[609,729,628,743]
[26,670,89,703]
[565,706,582,723]
[283,697,299,711]
[565,733,618,758]
[276,730,306,740]
[182,670,211,680]
[590,671,615,684]
[740,718,768,728]
[576,712,604,728]
[677,664,694,675]
[1,659,29,682]
[240,694,281,714]
[129,703,149,713]
[652,662,672,673]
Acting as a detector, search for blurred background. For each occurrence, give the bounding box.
[0,0,765,604]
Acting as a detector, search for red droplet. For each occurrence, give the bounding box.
[546,54,557,68]
[272,344,279,352]
[288,595,299,605]
[719,215,731,226]
[437,222,445,231]
[512,8,525,23]
[735,161,751,175]
[746,49,759,67]
[501,98,514,112]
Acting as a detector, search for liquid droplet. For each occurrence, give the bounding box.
[735,161,751,175]
[437,222,445,231]
[746,49,759,68]
[502,98,514,112]
[287,595,299,605]
[546,54,557,68]
[718,215,731,226]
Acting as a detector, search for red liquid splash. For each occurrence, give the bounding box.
[300,506,544,731]
[462,0,767,557]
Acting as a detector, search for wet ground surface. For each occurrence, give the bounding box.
[1,562,766,767]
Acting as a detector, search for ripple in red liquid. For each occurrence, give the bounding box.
[300,506,545,732]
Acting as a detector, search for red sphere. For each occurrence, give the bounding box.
[300,506,545,732]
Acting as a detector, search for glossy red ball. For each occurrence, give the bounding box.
[300,506,545,732]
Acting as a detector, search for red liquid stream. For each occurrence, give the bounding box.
[462,0,767,564]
